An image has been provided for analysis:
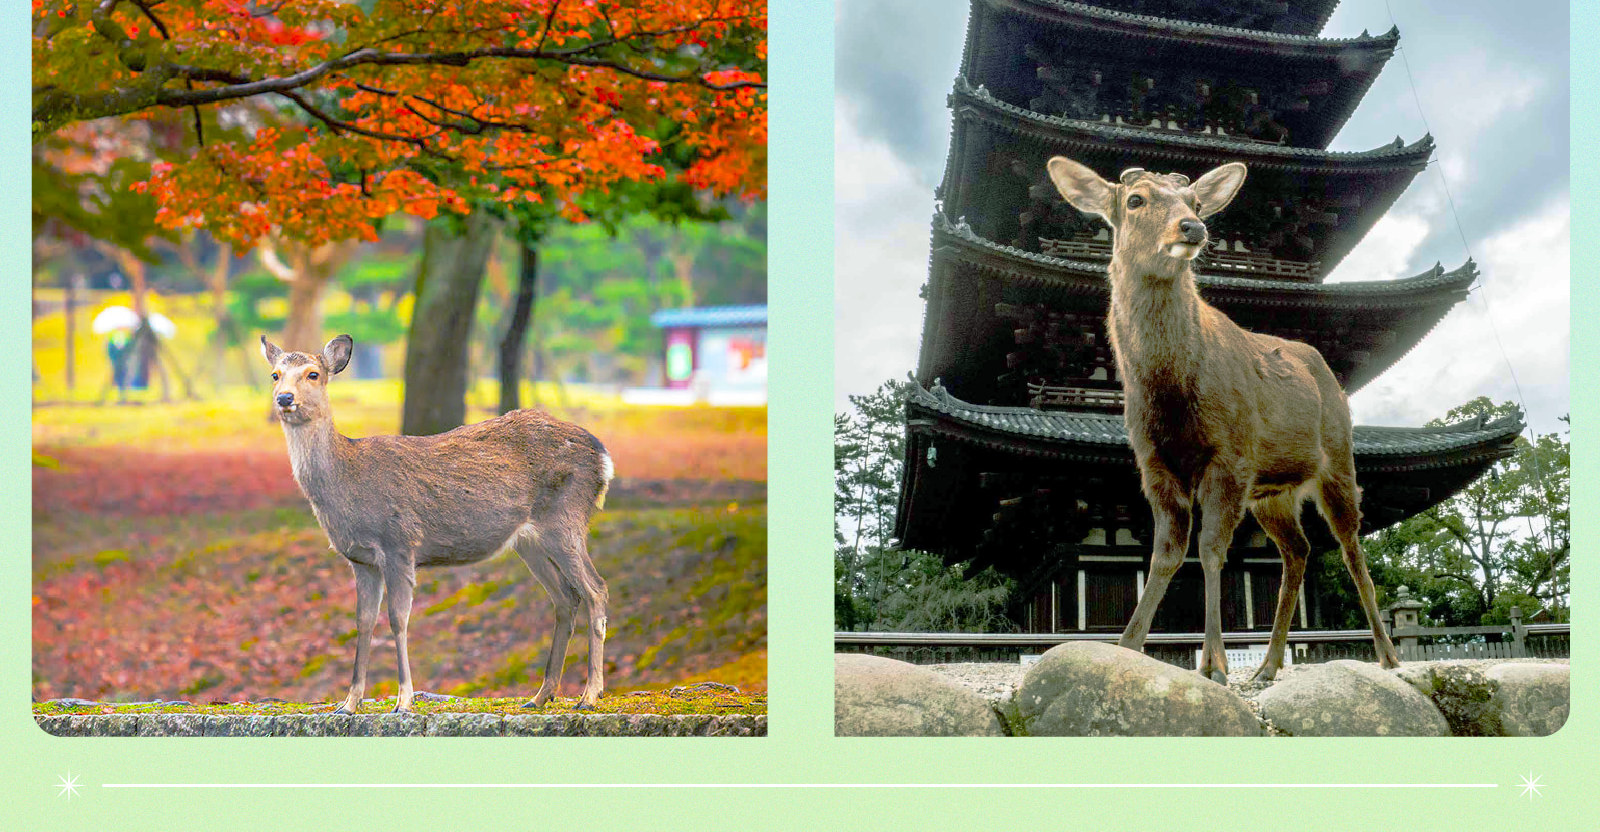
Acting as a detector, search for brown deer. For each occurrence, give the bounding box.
[1045,157,1400,683]
[260,334,613,712]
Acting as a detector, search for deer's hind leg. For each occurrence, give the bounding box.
[1249,492,1310,682]
[336,560,385,714]
[514,533,580,709]
[1315,472,1401,669]
[381,555,418,712]
[557,533,609,709]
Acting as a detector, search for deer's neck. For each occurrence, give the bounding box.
[282,417,349,507]
[1108,262,1203,389]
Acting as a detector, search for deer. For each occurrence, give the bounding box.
[260,333,614,712]
[1045,157,1401,684]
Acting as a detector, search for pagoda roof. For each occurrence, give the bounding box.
[895,383,1523,555]
[953,79,1433,167]
[916,214,1475,401]
[1063,0,1340,36]
[941,79,1432,273]
[907,384,1524,464]
[959,0,1396,148]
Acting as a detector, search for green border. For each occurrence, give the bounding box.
[4,2,1592,829]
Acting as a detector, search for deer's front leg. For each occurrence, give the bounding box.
[336,560,384,715]
[383,558,417,713]
[1195,464,1249,685]
[1119,468,1192,652]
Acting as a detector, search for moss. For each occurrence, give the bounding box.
[93,550,131,567]
[32,686,766,717]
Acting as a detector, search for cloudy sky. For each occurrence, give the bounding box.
[833,0,1569,436]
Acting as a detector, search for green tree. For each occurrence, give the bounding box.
[1344,398,1569,626]
[834,378,1015,632]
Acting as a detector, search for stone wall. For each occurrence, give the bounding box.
[37,713,766,738]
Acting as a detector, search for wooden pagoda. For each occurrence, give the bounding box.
[894,0,1523,635]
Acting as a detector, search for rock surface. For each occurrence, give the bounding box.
[36,713,766,737]
[1255,660,1449,737]
[1486,662,1569,737]
[1393,661,1503,736]
[834,654,1005,736]
[1008,642,1259,737]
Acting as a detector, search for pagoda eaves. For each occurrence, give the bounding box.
[916,213,1474,405]
[941,79,1432,277]
[961,0,1394,148]
[896,384,1523,567]
[1061,0,1341,36]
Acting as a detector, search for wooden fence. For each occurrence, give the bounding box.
[835,620,1569,668]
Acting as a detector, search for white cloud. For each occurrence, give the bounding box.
[834,100,937,408]
[1349,194,1569,435]
[1324,211,1434,283]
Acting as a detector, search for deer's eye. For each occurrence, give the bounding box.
[308,372,319,380]
[1127,194,1145,209]
[271,372,279,381]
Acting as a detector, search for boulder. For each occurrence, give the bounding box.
[1008,642,1258,736]
[1393,661,1503,736]
[1486,663,1569,737]
[834,654,1004,737]
[1255,660,1448,736]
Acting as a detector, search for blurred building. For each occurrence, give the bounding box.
[624,305,767,406]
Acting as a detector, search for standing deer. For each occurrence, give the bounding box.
[1045,157,1400,683]
[261,334,613,712]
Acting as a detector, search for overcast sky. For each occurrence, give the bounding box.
[834,0,1569,437]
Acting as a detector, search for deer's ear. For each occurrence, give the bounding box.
[1047,157,1115,220]
[322,334,353,375]
[1193,162,1247,219]
[260,336,283,366]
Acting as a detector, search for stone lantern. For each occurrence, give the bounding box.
[1389,585,1425,656]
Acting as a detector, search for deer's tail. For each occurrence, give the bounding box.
[596,451,614,510]
[580,428,615,511]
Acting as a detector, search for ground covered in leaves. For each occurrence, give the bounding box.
[33,385,767,707]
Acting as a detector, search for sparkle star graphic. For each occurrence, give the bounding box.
[56,771,81,802]
[1520,771,1544,800]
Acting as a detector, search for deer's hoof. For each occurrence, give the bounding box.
[1249,666,1279,683]
[332,705,357,716]
[1207,669,1228,685]
[520,699,546,710]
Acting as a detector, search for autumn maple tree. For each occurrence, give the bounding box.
[32,0,768,247]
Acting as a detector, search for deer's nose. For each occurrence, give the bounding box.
[1179,219,1206,244]
[276,392,295,408]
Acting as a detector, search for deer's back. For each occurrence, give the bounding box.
[314,410,608,565]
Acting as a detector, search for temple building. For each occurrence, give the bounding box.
[894,0,1523,635]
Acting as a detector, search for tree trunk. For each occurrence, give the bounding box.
[401,213,501,436]
[497,241,540,414]
[261,238,357,351]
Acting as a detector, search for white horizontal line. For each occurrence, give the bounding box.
[102,783,1500,790]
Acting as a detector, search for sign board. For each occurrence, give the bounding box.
[1194,645,1290,670]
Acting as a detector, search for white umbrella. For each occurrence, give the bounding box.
[91,305,139,334]
[90,306,178,338]
[146,313,177,339]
